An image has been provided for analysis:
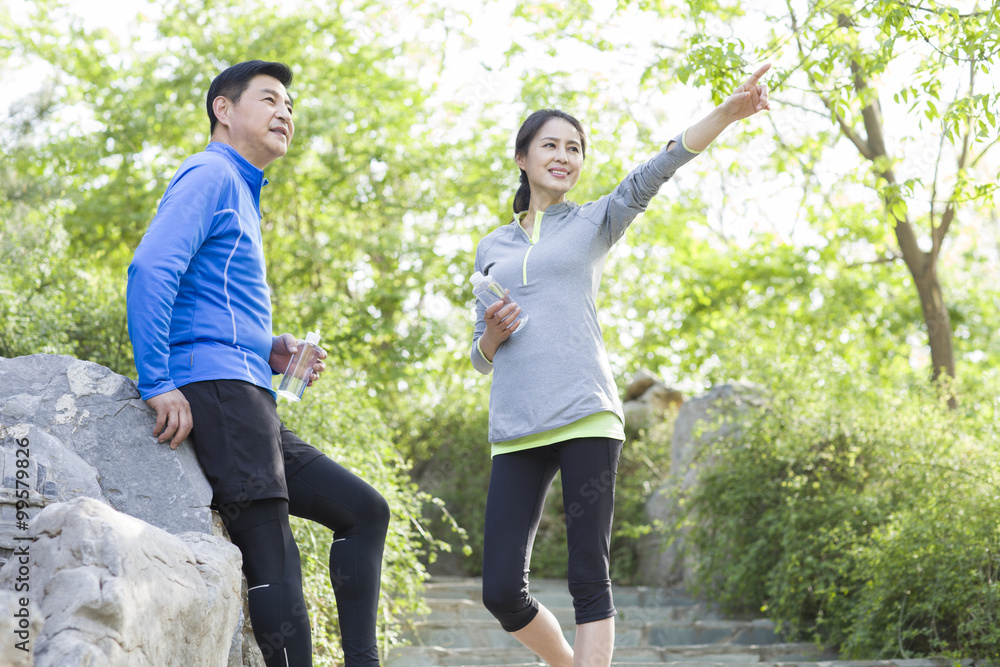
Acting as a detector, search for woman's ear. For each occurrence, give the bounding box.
[515,152,526,170]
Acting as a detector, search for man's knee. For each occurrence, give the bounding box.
[368,491,390,529]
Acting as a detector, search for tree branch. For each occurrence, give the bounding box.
[849,59,889,162]
[970,134,1000,169]
[845,253,902,269]
[892,0,995,18]
[788,4,877,160]
[931,59,976,262]
[835,13,928,277]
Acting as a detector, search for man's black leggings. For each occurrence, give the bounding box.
[481,436,623,632]
[220,455,390,667]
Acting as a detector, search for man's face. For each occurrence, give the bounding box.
[215,74,294,169]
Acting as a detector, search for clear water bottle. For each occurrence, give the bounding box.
[276,331,322,402]
[470,271,528,333]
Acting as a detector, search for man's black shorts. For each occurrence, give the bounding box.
[179,379,324,506]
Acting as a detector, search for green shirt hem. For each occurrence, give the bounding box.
[490,411,625,458]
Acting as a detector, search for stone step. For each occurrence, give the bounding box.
[424,578,701,609]
[385,642,833,667]
[389,663,965,667]
[404,618,781,649]
[424,598,722,624]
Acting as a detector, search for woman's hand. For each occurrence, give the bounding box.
[477,294,523,362]
[679,63,772,153]
[720,63,771,122]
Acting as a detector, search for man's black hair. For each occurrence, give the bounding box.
[206,60,293,135]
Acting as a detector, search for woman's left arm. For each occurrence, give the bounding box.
[679,63,771,153]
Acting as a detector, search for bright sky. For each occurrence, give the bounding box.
[4,0,996,386]
[5,0,996,263]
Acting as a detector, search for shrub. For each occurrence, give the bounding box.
[683,359,1000,659]
[277,368,458,664]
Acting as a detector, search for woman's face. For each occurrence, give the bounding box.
[516,117,584,202]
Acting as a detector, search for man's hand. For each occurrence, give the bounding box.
[270,333,328,386]
[146,389,193,450]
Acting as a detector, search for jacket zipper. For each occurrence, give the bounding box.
[519,211,543,285]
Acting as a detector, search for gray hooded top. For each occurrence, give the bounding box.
[471,136,699,443]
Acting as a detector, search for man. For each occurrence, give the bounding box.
[127,60,389,667]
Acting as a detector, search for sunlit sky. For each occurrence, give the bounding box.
[4,0,997,386]
[6,0,995,263]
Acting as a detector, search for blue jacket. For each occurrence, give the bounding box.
[127,142,275,400]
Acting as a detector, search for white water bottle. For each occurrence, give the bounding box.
[470,271,528,333]
[276,331,322,402]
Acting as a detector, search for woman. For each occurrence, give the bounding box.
[468,65,771,666]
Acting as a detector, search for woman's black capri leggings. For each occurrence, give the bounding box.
[481,436,623,631]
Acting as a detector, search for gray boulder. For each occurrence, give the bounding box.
[636,382,766,588]
[0,354,213,556]
[622,368,684,438]
[0,497,241,667]
[0,354,264,665]
[0,589,42,666]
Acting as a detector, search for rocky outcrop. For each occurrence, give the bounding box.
[0,354,263,665]
[636,382,766,589]
[0,589,42,666]
[0,497,242,667]
[0,354,213,561]
[622,369,684,439]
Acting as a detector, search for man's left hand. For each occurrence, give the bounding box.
[270,333,327,385]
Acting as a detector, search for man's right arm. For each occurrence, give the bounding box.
[126,158,224,448]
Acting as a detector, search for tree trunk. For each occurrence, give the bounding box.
[912,263,956,383]
[834,35,958,402]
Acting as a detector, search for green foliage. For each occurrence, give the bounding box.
[682,356,1000,658]
[268,366,462,664]
[3,0,1000,658]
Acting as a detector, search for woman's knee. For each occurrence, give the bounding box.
[481,578,538,631]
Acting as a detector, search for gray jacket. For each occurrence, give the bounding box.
[471,138,699,442]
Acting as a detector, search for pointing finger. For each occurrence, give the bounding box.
[744,62,771,87]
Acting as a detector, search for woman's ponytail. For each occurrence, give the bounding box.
[513,169,531,215]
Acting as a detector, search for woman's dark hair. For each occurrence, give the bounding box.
[513,109,587,214]
[206,60,293,135]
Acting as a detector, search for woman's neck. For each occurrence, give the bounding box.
[520,193,564,232]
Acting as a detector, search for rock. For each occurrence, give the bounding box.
[1,426,107,559]
[636,382,766,589]
[0,354,263,666]
[621,369,684,438]
[0,354,214,559]
[0,497,242,667]
[0,589,42,666]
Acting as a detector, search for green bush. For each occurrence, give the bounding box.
[0,215,134,375]
[682,359,1000,659]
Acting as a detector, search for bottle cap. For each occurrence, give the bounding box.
[470,271,486,286]
[305,331,321,345]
